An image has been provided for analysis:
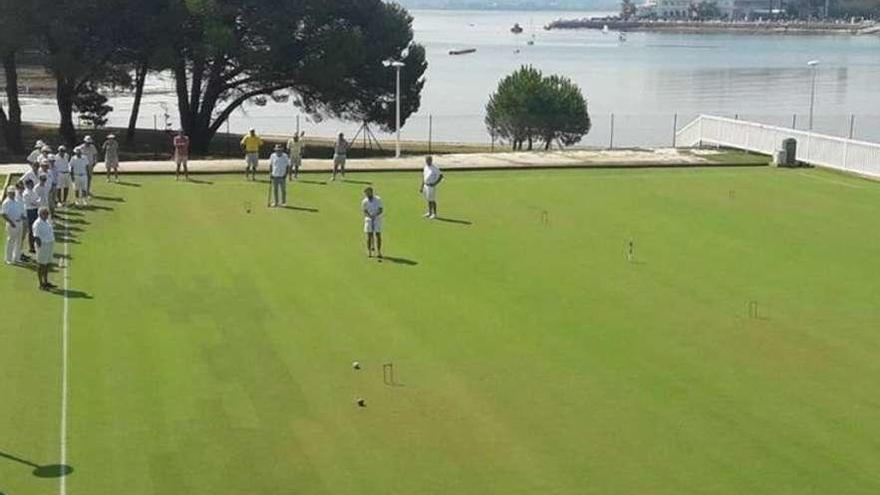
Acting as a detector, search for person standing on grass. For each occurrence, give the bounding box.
[173,130,190,181]
[27,141,46,166]
[362,187,384,259]
[22,179,39,254]
[2,187,26,266]
[55,146,72,206]
[42,158,58,216]
[332,133,350,181]
[32,207,55,290]
[103,134,120,183]
[18,161,39,188]
[286,131,305,180]
[421,156,443,219]
[240,128,263,181]
[80,136,99,196]
[70,148,90,207]
[269,145,291,207]
[34,173,52,219]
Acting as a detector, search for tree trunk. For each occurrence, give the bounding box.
[126,60,149,143]
[1,50,24,154]
[56,78,77,147]
[527,136,533,151]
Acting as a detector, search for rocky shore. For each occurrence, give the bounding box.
[545,18,880,35]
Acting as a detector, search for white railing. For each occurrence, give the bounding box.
[676,115,880,179]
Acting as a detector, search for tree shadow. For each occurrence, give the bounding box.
[0,450,74,479]
[115,181,141,187]
[378,256,418,266]
[435,217,472,226]
[280,205,319,213]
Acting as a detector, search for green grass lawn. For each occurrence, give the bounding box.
[2,167,880,494]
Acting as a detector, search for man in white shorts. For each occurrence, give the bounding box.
[27,140,45,166]
[32,207,56,290]
[268,144,291,207]
[70,148,90,206]
[362,187,384,258]
[420,155,444,219]
[332,133,350,181]
[80,136,99,195]
[286,131,304,180]
[102,134,120,182]
[240,128,263,181]
[173,131,190,181]
[2,187,26,265]
[54,146,72,205]
[34,174,52,216]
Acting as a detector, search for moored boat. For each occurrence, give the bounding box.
[449,48,477,55]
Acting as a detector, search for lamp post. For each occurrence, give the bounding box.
[807,60,820,131]
[383,60,406,158]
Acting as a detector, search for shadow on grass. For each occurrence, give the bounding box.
[91,195,125,202]
[378,256,418,266]
[187,178,214,185]
[81,204,114,212]
[435,217,472,226]
[297,179,327,186]
[0,450,74,479]
[340,178,372,185]
[280,205,319,213]
[51,288,93,299]
[115,181,141,187]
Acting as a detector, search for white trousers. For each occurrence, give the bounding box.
[5,223,22,263]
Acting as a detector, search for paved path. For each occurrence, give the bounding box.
[0,148,752,176]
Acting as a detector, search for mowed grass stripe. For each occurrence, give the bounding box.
[2,167,879,494]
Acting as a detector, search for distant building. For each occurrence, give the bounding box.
[640,0,693,18]
[640,0,785,19]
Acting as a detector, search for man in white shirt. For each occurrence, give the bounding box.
[286,132,305,180]
[21,179,39,253]
[55,146,72,205]
[27,141,45,166]
[80,136,99,196]
[268,145,291,207]
[332,133,350,181]
[41,158,58,214]
[362,187,384,258]
[70,148,90,206]
[420,156,444,219]
[32,208,56,290]
[18,162,39,189]
[34,175,52,213]
[2,187,26,265]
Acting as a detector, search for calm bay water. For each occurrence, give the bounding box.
[16,9,880,146]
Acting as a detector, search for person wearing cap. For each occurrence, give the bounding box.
[172,130,190,181]
[43,157,58,215]
[240,128,263,181]
[332,133,350,181]
[2,187,26,265]
[18,161,39,188]
[22,179,39,253]
[55,146,72,205]
[286,131,305,180]
[362,186,384,258]
[27,140,46,166]
[102,134,120,182]
[34,173,52,217]
[12,182,30,262]
[268,144,291,207]
[32,207,56,290]
[80,136,99,195]
[69,147,90,207]
[420,155,443,219]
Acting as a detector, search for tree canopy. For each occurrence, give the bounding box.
[486,66,591,151]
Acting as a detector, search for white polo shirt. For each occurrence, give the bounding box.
[27,149,42,165]
[81,144,98,165]
[22,189,40,211]
[362,196,383,218]
[55,154,70,174]
[2,197,25,227]
[269,152,291,177]
[34,183,51,208]
[70,156,89,176]
[423,164,441,186]
[19,169,38,187]
[32,217,54,243]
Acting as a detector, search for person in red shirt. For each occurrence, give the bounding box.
[173,131,190,181]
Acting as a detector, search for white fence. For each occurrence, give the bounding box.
[676,115,880,179]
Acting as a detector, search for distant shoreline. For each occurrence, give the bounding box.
[546,18,880,35]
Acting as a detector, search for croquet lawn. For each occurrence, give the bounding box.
[2,167,880,494]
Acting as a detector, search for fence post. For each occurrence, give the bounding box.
[428,114,433,155]
[848,114,855,139]
[226,118,231,157]
[153,115,158,160]
[609,113,615,150]
[672,113,678,147]
[296,115,300,135]
[792,114,797,129]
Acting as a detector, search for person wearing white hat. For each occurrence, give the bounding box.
[268,144,291,207]
[362,186,384,258]
[420,155,443,219]
[172,130,190,181]
[18,161,39,189]
[69,147,90,206]
[43,156,58,215]
[32,207,56,290]
[34,173,52,217]
[331,133,350,181]
[240,128,263,181]
[286,131,305,180]
[80,136,99,195]
[2,187,26,265]
[21,179,39,253]
[102,134,120,182]
[27,140,46,166]
[54,146,72,205]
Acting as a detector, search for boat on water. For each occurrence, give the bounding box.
[449,48,477,56]
[511,23,524,34]
[602,24,610,34]
[618,32,627,42]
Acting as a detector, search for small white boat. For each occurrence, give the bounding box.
[602,24,610,34]
[449,48,477,56]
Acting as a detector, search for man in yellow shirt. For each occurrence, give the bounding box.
[240,128,263,181]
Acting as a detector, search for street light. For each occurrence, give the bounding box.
[383,59,406,158]
[807,60,820,131]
